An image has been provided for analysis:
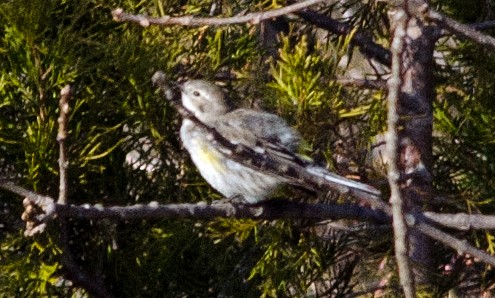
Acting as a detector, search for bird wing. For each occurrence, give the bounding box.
[212,109,381,197]
[215,109,301,151]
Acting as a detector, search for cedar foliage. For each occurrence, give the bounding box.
[0,0,495,296]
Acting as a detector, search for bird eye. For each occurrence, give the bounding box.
[193,91,200,96]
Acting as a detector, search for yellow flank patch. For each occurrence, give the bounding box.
[197,143,226,173]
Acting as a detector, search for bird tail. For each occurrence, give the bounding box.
[305,166,381,197]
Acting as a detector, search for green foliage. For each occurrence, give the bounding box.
[0,0,393,295]
[0,0,186,294]
[1,0,495,296]
[433,39,495,285]
[429,3,495,290]
[0,232,64,296]
[267,34,340,166]
[434,40,495,204]
[248,222,356,297]
[267,31,384,171]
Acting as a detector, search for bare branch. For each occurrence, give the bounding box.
[111,2,393,67]
[1,180,388,223]
[407,0,495,50]
[296,10,392,67]
[57,85,70,205]
[387,7,416,297]
[427,10,495,50]
[112,0,328,27]
[55,86,115,298]
[7,178,495,229]
[405,215,495,268]
[0,180,56,207]
[5,180,57,236]
[423,212,495,230]
[61,200,390,222]
[337,78,387,90]
[3,179,495,268]
[413,219,495,268]
[471,21,495,31]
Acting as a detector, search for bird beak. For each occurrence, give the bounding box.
[176,79,188,92]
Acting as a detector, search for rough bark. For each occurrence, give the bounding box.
[389,7,438,285]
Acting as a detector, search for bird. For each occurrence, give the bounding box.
[178,79,380,204]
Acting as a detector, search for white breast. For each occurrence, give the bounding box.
[180,120,283,203]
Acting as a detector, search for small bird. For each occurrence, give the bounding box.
[179,80,380,203]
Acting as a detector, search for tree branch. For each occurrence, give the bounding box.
[387,6,416,297]
[471,20,495,31]
[57,85,70,205]
[2,180,389,224]
[112,0,328,27]
[406,0,495,50]
[4,179,495,268]
[55,86,115,298]
[8,179,495,229]
[337,78,387,90]
[295,10,392,67]
[62,200,390,222]
[423,212,495,230]
[427,11,495,50]
[112,3,392,67]
[413,218,495,268]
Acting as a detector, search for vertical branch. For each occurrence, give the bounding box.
[57,85,70,204]
[401,0,438,286]
[387,7,416,298]
[56,85,114,298]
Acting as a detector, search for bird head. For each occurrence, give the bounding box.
[180,80,231,123]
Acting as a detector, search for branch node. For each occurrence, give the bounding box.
[112,8,124,22]
[138,15,150,27]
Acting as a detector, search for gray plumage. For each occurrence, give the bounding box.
[179,79,380,203]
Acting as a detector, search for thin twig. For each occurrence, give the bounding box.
[471,20,495,30]
[57,85,70,204]
[414,220,495,267]
[428,11,495,49]
[337,78,387,90]
[411,0,495,50]
[423,212,495,230]
[387,7,416,297]
[112,0,328,27]
[55,86,115,298]
[296,10,391,66]
[404,216,495,268]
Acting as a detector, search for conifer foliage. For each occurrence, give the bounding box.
[1,0,495,296]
